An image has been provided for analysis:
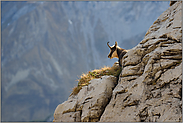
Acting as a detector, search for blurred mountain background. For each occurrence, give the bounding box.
[1,1,169,121]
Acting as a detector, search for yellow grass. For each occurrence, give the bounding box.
[70,64,122,96]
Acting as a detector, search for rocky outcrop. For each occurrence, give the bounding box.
[53,75,117,122]
[100,1,182,122]
[53,1,182,122]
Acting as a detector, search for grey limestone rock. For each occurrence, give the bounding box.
[100,1,182,122]
[53,1,182,122]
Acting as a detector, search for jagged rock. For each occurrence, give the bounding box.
[53,1,182,122]
[53,75,117,122]
[100,1,182,122]
[170,1,177,6]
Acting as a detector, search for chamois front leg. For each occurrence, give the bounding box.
[118,57,122,67]
[118,51,127,67]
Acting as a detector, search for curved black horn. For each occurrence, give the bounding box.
[107,42,111,48]
[115,41,118,46]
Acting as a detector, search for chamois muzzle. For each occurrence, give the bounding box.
[108,54,110,58]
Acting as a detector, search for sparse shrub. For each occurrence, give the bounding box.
[70,63,122,96]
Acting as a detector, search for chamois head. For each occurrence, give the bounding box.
[107,41,119,59]
[107,41,128,67]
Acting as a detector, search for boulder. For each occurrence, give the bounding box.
[53,75,117,122]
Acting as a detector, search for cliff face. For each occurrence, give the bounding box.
[53,1,182,122]
[100,1,182,122]
[1,1,169,121]
[54,75,118,122]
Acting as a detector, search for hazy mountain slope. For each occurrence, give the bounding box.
[1,1,169,121]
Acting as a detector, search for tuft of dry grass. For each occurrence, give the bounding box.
[70,64,122,96]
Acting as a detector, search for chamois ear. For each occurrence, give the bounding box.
[115,41,118,47]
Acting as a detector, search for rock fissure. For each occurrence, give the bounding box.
[98,92,113,121]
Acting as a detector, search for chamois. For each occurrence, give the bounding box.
[107,41,128,67]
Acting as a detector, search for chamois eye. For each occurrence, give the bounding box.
[111,47,116,51]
